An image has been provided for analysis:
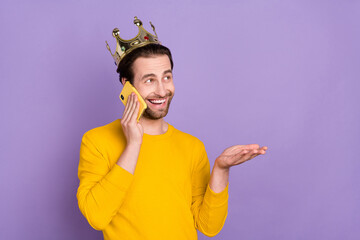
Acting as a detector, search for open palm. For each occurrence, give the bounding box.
[216,144,268,169]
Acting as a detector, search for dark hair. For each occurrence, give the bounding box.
[117,44,174,85]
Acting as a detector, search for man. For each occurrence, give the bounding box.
[77,17,267,240]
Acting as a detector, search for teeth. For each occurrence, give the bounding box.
[149,99,165,104]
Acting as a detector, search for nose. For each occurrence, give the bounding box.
[155,81,166,97]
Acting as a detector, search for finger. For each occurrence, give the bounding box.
[232,151,253,165]
[232,149,250,161]
[254,146,267,155]
[130,97,140,122]
[249,149,266,159]
[244,144,260,150]
[242,149,258,161]
[123,93,135,122]
[252,148,265,156]
[245,145,267,154]
[122,94,131,120]
[127,94,137,122]
[259,147,267,154]
[122,94,133,122]
[251,150,262,158]
[245,150,256,158]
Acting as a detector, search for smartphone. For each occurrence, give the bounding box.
[119,81,147,122]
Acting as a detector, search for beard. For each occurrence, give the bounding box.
[142,91,174,120]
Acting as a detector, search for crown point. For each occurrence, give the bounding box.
[112,28,120,37]
[134,17,142,26]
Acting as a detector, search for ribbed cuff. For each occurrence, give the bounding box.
[204,182,229,207]
[104,164,134,191]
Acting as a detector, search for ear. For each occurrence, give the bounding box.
[120,77,127,85]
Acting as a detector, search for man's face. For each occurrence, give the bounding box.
[130,55,175,120]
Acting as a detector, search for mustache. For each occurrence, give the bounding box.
[146,91,173,99]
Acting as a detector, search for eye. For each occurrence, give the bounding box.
[164,75,172,81]
[145,79,152,83]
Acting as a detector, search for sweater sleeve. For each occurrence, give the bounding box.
[76,132,134,230]
[191,142,229,237]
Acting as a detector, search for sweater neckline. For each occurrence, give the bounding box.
[116,119,174,141]
[143,123,174,141]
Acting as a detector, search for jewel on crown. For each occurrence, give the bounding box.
[106,16,161,66]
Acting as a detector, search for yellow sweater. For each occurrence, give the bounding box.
[77,120,228,240]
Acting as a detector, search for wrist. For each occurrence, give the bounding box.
[214,159,230,172]
[126,142,142,151]
[209,161,230,193]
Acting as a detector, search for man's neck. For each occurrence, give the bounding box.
[139,117,168,135]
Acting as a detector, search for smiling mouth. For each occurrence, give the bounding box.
[147,98,166,105]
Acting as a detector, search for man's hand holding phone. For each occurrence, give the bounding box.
[117,93,144,174]
[117,82,147,173]
[121,93,144,146]
[119,81,147,122]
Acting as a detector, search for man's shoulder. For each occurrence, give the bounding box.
[171,125,205,149]
[82,119,123,142]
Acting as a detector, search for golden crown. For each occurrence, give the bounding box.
[105,16,161,66]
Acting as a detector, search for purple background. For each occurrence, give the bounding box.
[1,0,359,239]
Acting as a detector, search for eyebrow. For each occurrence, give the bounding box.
[141,69,172,80]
